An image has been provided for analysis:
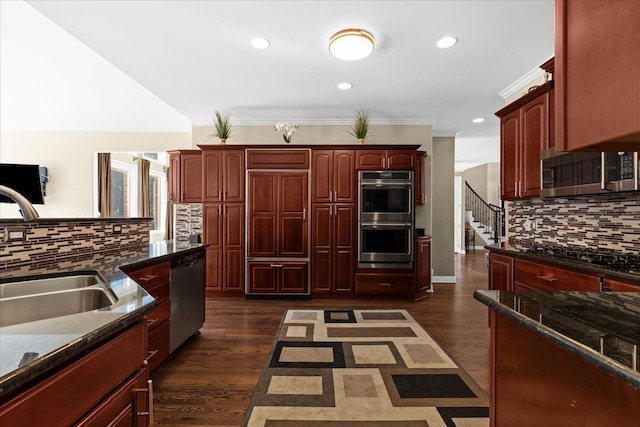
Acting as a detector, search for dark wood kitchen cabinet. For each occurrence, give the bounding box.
[124,261,171,372]
[602,278,640,292]
[496,81,553,200]
[248,171,308,258]
[356,149,415,170]
[0,322,150,427]
[555,0,640,151]
[168,149,202,203]
[311,203,356,295]
[514,258,600,292]
[202,149,244,203]
[414,150,427,205]
[414,237,432,300]
[488,253,514,291]
[246,261,309,294]
[203,202,244,295]
[311,150,356,203]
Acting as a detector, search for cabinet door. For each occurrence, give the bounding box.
[415,151,427,205]
[356,150,385,170]
[520,93,549,198]
[247,262,278,293]
[223,203,244,291]
[603,278,640,292]
[181,154,203,203]
[280,262,309,293]
[279,172,308,257]
[311,204,332,293]
[248,172,278,257]
[169,154,180,202]
[416,239,431,293]
[500,110,520,200]
[203,204,222,291]
[488,253,514,291]
[202,151,223,202]
[334,204,355,293]
[334,150,356,202]
[386,150,415,170]
[555,0,640,151]
[311,150,333,203]
[224,150,245,202]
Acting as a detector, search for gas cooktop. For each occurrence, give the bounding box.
[526,244,640,276]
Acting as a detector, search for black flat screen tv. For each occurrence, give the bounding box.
[0,163,45,204]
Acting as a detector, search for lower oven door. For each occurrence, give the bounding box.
[358,223,413,265]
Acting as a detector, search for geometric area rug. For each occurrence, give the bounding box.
[241,309,489,427]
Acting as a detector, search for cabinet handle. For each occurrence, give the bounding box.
[146,349,159,360]
[132,379,153,426]
[270,264,283,268]
[303,208,306,221]
[334,190,337,201]
[383,158,386,169]
[146,318,159,327]
[224,205,226,215]
[218,205,221,216]
[139,274,159,282]
[148,379,154,426]
[380,282,392,287]
[219,190,222,201]
[536,275,557,282]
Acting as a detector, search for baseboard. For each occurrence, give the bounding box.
[432,276,456,284]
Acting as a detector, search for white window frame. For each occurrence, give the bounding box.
[111,159,138,218]
[148,168,168,235]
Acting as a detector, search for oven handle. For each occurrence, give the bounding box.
[360,183,412,188]
[361,222,413,228]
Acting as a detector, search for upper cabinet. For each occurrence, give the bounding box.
[168,149,202,203]
[202,149,245,203]
[555,0,640,151]
[415,151,427,205]
[496,81,553,200]
[356,149,415,170]
[311,150,356,203]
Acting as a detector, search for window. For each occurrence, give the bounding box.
[148,169,167,233]
[111,160,138,217]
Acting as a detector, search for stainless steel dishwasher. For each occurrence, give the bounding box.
[170,249,205,353]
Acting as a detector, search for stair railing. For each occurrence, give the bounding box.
[464,181,505,244]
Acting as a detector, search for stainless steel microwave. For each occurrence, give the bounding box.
[541,149,638,197]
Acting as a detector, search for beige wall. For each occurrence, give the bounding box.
[431,137,455,280]
[463,162,500,206]
[0,131,191,218]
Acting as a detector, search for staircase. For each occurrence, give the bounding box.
[464,181,505,246]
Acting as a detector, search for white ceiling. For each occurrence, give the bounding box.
[15,1,554,169]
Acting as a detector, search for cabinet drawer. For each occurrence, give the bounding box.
[514,259,600,291]
[126,262,170,288]
[145,280,170,303]
[146,299,170,331]
[246,149,310,169]
[355,273,415,294]
[147,319,170,373]
[603,279,640,292]
[0,322,146,427]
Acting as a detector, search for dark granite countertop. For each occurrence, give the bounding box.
[474,290,640,391]
[485,243,640,284]
[0,240,205,400]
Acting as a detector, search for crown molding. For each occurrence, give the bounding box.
[498,66,545,100]
[191,118,437,127]
[432,130,459,138]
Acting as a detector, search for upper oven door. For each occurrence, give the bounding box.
[359,171,413,222]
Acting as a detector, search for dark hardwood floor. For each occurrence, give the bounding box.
[152,250,490,426]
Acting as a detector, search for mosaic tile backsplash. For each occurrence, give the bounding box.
[508,193,640,254]
[0,219,151,271]
[174,203,203,242]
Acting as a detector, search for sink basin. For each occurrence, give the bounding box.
[0,273,119,327]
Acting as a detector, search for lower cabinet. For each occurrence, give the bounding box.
[602,278,640,292]
[514,258,600,292]
[0,322,151,427]
[415,238,432,300]
[247,261,309,294]
[355,272,416,296]
[488,253,514,291]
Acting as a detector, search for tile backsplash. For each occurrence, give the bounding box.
[508,193,640,253]
[0,219,150,271]
[174,203,203,242]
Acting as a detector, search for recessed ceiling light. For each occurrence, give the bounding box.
[338,82,353,90]
[329,29,375,61]
[437,36,458,49]
[472,118,485,123]
[251,38,270,49]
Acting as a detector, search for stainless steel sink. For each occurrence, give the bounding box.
[0,273,119,327]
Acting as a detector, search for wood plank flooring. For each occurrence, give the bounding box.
[152,251,490,426]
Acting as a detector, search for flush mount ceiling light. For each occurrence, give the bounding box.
[329,29,375,61]
[338,82,353,90]
[251,37,270,49]
[472,118,485,123]
[437,36,458,49]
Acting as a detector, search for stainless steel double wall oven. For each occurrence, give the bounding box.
[358,170,414,268]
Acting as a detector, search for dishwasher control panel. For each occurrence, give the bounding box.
[171,249,205,268]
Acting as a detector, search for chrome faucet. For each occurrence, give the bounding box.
[0,185,40,221]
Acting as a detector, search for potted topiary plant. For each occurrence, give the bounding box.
[348,109,371,144]
[211,111,233,144]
